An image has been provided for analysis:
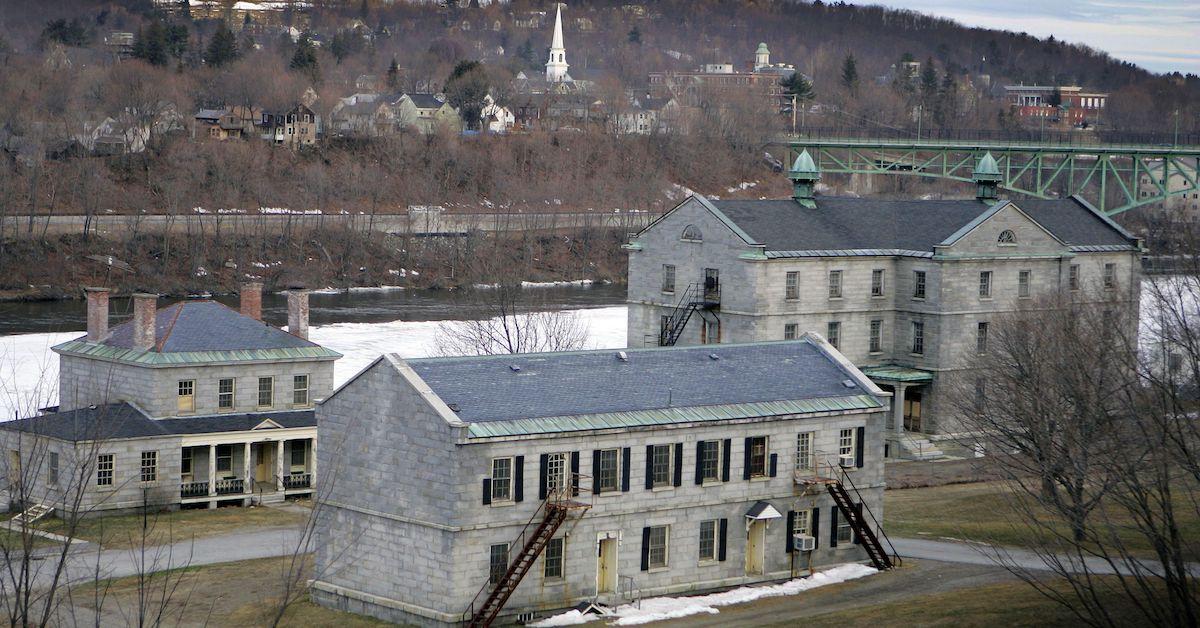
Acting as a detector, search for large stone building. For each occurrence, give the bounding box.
[1003,84,1108,126]
[312,338,891,626]
[1,284,339,514]
[625,152,1142,455]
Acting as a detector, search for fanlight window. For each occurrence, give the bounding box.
[681,225,703,241]
[997,230,1017,245]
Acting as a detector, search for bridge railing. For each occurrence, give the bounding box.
[782,126,1200,149]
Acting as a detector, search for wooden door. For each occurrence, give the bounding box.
[745,521,766,575]
[597,537,617,593]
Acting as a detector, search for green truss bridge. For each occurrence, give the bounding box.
[774,130,1200,215]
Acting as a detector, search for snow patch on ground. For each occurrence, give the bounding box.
[726,181,758,193]
[530,563,878,627]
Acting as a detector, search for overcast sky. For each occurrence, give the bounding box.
[846,0,1200,74]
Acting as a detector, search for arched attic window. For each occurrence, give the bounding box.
[997,230,1017,246]
[681,225,703,242]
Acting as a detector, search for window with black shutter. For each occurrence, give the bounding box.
[673,443,683,487]
[855,426,866,468]
[621,447,631,492]
[830,506,839,547]
[785,510,796,553]
[718,519,728,561]
[513,455,524,502]
[811,508,820,550]
[721,439,731,482]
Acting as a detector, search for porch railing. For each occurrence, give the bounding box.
[180,481,209,498]
[793,450,855,485]
[214,478,244,495]
[283,473,312,489]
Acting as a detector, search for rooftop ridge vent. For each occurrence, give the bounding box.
[509,365,522,372]
[709,353,720,360]
[617,351,628,361]
[842,379,857,388]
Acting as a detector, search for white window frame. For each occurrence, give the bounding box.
[977,321,989,354]
[911,321,924,355]
[699,440,721,483]
[293,374,310,407]
[869,319,882,353]
[489,543,509,584]
[257,376,274,409]
[491,457,514,503]
[96,453,114,487]
[747,436,768,478]
[177,380,195,413]
[784,271,799,300]
[218,377,235,410]
[795,432,814,472]
[871,269,885,297]
[979,271,992,298]
[48,452,59,487]
[647,525,669,569]
[1018,270,1031,299]
[596,448,620,493]
[698,519,718,562]
[826,321,840,349]
[828,270,843,299]
[544,537,565,579]
[1069,264,1080,291]
[839,428,855,461]
[140,450,158,483]
[784,323,798,340]
[913,270,926,299]
[546,452,568,494]
[650,444,673,488]
[1103,263,1117,290]
[662,264,676,293]
[837,513,854,544]
[793,509,811,536]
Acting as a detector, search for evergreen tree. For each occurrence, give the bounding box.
[289,31,320,81]
[780,72,815,108]
[1047,85,1063,107]
[517,38,536,68]
[919,57,938,102]
[386,57,400,90]
[840,54,858,93]
[444,60,489,130]
[133,22,170,66]
[165,23,189,60]
[204,21,239,68]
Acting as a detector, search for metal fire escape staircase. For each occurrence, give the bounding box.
[463,476,591,628]
[657,282,720,347]
[796,455,900,572]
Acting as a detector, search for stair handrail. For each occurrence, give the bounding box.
[837,467,902,567]
[661,283,704,346]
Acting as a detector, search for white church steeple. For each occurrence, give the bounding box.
[545,3,569,83]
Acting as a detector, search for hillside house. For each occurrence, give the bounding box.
[0,284,340,515]
[624,152,1142,456]
[262,104,320,147]
[404,94,464,134]
[312,338,892,626]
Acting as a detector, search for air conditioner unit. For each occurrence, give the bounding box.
[793,534,816,551]
[839,454,856,468]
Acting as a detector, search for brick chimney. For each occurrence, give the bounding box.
[84,287,110,342]
[286,289,309,340]
[240,281,263,321]
[131,293,158,352]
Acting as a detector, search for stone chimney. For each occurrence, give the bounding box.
[131,293,158,352]
[286,289,310,340]
[240,281,264,321]
[85,287,110,343]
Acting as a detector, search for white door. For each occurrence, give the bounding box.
[745,521,766,575]
[597,536,618,593]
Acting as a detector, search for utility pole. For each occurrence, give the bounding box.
[1175,109,1181,148]
[792,93,797,135]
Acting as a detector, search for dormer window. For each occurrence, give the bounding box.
[997,230,1017,246]
[681,225,703,242]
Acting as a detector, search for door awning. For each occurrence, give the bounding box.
[745,501,782,520]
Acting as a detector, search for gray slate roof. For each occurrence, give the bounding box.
[407,93,445,109]
[0,403,314,442]
[407,340,868,424]
[709,197,1135,253]
[101,301,319,352]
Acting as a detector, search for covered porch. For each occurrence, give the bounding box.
[860,366,938,459]
[180,436,315,507]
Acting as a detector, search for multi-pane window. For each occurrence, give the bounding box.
[747,436,768,478]
[140,451,158,483]
[291,443,306,468]
[596,449,619,493]
[48,452,59,486]
[698,520,718,562]
[177,380,195,413]
[913,271,926,299]
[837,513,854,544]
[218,378,235,410]
[795,432,814,471]
[976,322,989,354]
[974,378,986,412]
[650,444,672,488]
[785,271,799,300]
[979,271,992,298]
[826,322,841,349]
[96,454,114,487]
[491,457,513,502]
[544,538,564,579]
[647,525,669,569]
[546,452,568,494]
[828,270,843,298]
[911,321,924,355]
[839,428,856,463]
[489,543,509,584]
[1069,264,1080,291]
[869,320,882,353]
[257,377,274,408]
[662,264,676,293]
[699,440,721,482]
[1104,263,1117,289]
[181,448,192,478]
[1018,270,1031,298]
[293,374,310,406]
[871,269,884,297]
[215,444,233,474]
[793,509,811,537]
[784,323,798,340]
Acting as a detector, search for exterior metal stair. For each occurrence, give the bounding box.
[827,477,900,571]
[657,282,720,347]
[10,503,53,526]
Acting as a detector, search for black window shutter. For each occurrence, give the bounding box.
[718,518,728,561]
[621,447,631,492]
[769,453,778,478]
[673,443,683,487]
[538,454,549,500]
[570,451,580,496]
[482,478,492,505]
[645,445,655,489]
[830,506,839,547]
[721,439,731,482]
[513,456,524,502]
[592,450,601,495]
[694,442,704,485]
[856,426,866,468]
[785,510,796,553]
[743,437,752,480]
[640,527,651,571]
[811,508,820,550]
[853,502,863,544]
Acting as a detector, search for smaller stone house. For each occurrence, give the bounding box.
[403,94,464,134]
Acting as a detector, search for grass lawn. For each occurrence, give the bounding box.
[885,481,1200,558]
[32,503,308,550]
[0,528,62,551]
[72,555,392,627]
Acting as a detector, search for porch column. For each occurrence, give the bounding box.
[892,383,907,435]
[208,444,217,496]
[276,440,285,491]
[243,442,252,493]
[309,438,316,487]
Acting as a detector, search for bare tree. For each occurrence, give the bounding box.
[435,282,588,356]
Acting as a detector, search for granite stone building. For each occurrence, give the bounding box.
[625,152,1142,456]
[312,337,892,627]
[0,284,339,514]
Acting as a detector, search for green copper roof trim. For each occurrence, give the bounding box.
[789,149,820,178]
[52,339,341,366]
[973,151,1001,180]
[861,366,934,383]
[466,394,884,438]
